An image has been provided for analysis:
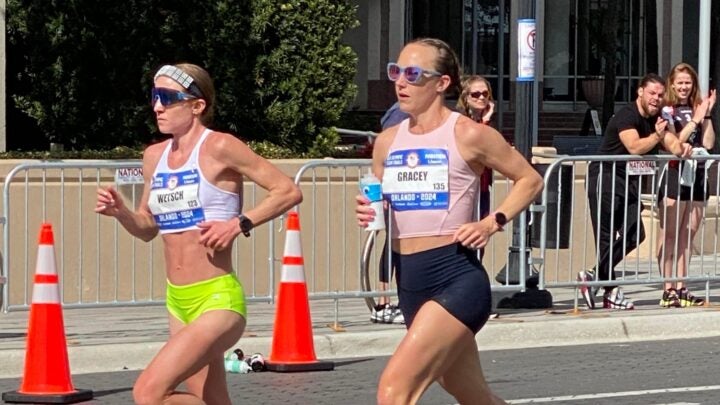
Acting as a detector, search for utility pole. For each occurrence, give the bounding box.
[495,0,551,309]
[496,0,535,286]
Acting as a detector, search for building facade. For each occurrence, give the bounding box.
[345,0,706,114]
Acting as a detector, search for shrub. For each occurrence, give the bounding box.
[6,0,359,157]
[251,0,359,156]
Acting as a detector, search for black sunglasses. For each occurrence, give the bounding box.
[470,90,489,99]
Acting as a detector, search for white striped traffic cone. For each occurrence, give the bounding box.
[2,223,93,404]
[266,211,334,372]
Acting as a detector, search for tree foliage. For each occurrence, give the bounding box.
[6,0,358,155]
[251,0,359,156]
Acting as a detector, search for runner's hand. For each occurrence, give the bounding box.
[95,187,126,217]
[356,194,375,228]
[197,220,239,251]
[453,216,497,250]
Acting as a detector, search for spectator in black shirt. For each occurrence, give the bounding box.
[577,73,692,310]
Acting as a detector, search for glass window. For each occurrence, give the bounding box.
[408,0,651,104]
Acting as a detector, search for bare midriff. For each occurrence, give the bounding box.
[161,230,234,285]
[392,234,456,255]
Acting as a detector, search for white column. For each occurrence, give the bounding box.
[0,0,6,151]
[388,0,405,62]
[345,0,369,108]
[697,0,711,94]
[367,0,382,81]
[670,0,683,67]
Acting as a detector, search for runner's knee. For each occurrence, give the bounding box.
[133,372,169,405]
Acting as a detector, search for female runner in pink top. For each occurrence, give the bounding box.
[356,38,543,405]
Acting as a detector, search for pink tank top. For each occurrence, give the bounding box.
[382,112,478,239]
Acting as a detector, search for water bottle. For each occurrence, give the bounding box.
[246,353,266,372]
[224,350,251,374]
[661,105,674,122]
[359,171,385,231]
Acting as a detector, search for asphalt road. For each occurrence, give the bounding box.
[2,337,719,404]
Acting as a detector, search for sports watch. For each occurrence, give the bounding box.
[493,211,507,231]
[238,214,254,237]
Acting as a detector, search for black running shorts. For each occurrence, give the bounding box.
[392,242,492,334]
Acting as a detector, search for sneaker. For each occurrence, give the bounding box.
[370,304,405,324]
[577,270,596,309]
[659,288,681,308]
[677,287,705,307]
[602,287,634,310]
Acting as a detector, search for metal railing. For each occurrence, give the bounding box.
[534,153,720,308]
[0,161,273,312]
[3,154,720,313]
[292,159,531,307]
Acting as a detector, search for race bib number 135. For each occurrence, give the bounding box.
[382,148,450,211]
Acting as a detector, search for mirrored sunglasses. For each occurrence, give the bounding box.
[151,87,197,107]
[470,90,489,99]
[387,63,442,84]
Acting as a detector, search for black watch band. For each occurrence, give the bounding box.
[238,214,254,237]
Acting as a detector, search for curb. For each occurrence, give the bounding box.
[2,309,720,378]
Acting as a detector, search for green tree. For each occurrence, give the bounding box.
[7,0,161,149]
[251,0,359,155]
[7,0,358,156]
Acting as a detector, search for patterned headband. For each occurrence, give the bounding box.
[154,65,203,98]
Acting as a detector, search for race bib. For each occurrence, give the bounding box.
[382,148,449,211]
[148,169,205,231]
[627,160,656,176]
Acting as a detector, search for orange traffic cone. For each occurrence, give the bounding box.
[266,211,334,372]
[2,224,93,404]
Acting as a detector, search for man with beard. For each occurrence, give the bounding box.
[578,73,692,310]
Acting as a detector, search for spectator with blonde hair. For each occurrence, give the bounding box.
[656,62,716,308]
[457,75,497,260]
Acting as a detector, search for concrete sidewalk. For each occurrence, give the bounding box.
[1,284,720,378]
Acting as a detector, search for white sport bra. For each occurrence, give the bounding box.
[148,128,241,234]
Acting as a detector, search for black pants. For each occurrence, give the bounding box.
[587,165,646,289]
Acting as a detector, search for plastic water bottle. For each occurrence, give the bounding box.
[359,171,385,231]
[661,105,674,121]
[224,351,251,374]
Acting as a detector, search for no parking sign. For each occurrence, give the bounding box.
[517,19,536,81]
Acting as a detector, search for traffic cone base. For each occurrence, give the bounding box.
[2,388,93,404]
[265,360,334,372]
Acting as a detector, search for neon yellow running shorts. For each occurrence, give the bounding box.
[166,273,247,324]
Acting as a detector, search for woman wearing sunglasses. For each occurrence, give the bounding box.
[457,75,495,126]
[96,63,302,405]
[457,75,497,261]
[356,38,542,404]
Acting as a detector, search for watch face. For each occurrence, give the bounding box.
[240,217,252,232]
[239,215,254,235]
[495,212,507,226]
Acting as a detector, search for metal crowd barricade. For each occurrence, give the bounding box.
[0,161,273,312]
[292,159,531,308]
[534,153,720,308]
